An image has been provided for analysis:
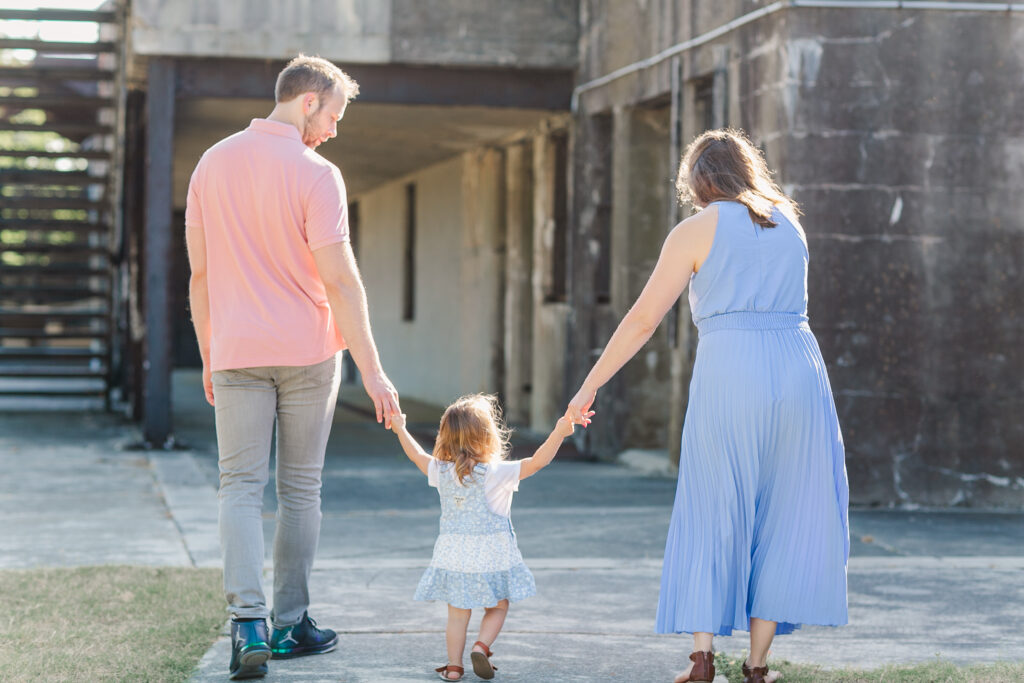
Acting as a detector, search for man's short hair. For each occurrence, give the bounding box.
[275,55,359,105]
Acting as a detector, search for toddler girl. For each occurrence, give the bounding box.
[389,394,591,681]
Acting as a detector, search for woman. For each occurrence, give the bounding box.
[565,129,849,683]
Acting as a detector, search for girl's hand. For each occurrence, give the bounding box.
[564,386,597,427]
[389,413,407,434]
[555,413,592,438]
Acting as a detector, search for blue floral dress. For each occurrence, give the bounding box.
[415,460,536,609]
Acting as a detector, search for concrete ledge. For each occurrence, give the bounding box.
[617,448,677,478]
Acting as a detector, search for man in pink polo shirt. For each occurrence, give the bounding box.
[185,55,400,680]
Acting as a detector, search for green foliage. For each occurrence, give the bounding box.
[715,652,1024,683]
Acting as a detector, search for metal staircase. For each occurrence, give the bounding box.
[0,5,123,408]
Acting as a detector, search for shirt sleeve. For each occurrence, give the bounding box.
[184,161,203,228]
[484,460,522,518]
[427,458,440,488]
[305,166,350,251]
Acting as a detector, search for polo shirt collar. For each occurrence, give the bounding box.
[248,118,303,142]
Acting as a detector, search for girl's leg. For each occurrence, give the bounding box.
[673,632,714,683]
[473,599,509,652]
[444,605,472,680]
[748,618,781,682]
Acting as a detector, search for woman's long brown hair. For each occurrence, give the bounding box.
[433,394,511,484]
[677,128,800,228]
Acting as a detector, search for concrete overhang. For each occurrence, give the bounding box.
[173,98,560,204]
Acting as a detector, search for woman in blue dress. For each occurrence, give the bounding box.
[565,129,849,683]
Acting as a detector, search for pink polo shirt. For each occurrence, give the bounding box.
[185,118,349,371]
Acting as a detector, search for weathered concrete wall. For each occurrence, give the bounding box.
[131,0,577,68]
[771,8,1024,507]
[572,1,1024,507]
[130,0,391,61]
[356,156,470,406]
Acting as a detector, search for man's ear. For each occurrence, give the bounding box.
[303,92,318,116]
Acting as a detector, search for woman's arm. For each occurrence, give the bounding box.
[565,207,717,420]
[389,414,432,476]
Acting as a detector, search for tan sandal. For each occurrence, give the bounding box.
[435,664,464,680]
[674,650,715,682]
[742,660,781,683]
[470,641,498,680]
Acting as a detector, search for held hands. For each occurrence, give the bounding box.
[363,369,401,428]
[554,414,591,439]
[389,412,407,434]
[564,385,597,428]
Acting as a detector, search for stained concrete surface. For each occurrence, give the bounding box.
[1,370,1022,682]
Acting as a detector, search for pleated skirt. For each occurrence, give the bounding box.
[655,313,849,636]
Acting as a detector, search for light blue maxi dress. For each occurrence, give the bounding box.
[655,201,849,637]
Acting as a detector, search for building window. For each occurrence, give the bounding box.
[402,183,415,321]
[545,130,569,303]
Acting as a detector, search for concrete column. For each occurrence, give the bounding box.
[528,131,570,432]
[503,142,534,425]
[142,58,175,447]
[459,148,506,395]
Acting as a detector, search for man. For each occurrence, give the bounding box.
[185,55,400,680]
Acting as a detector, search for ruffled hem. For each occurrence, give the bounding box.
[414,564,536,609]
[654,615,848,637]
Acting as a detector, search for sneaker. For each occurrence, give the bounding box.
[270,611,339,659]
[229,619,271,680]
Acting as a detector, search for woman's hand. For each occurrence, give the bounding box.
[565,386,597,427]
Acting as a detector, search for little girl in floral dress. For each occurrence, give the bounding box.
[389,394,590,681]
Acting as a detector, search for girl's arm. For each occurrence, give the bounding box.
[390,414,432,476]
[565,207,717,421]
[519,416,588,480]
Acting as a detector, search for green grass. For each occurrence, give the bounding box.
[716,652,1024,682]
[0,566,226,683]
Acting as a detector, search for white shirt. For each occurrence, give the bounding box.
[428,458,522,518]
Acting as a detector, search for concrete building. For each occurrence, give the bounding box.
[1,1,1021,507]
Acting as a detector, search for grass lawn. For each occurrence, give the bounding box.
[0,566,225,683]
[716,652,1024,682]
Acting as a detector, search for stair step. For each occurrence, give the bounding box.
[0,366,108,378]
[0,95,114,109]
[0,330,108,339]
[0,8,118,22]
[0,347,106,360]
[0,66,116,82]
[0,309,109,319]
[0,38,117,53]
[0,197,107,210]
[0,148,111,160]
[0,122,115,136]
[0,219,109,231]
[0,170,106,185]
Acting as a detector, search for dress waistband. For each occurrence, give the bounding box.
[696,311,809,336]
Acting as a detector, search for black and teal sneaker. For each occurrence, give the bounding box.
[270,612,338,659]
[229,618,271,680]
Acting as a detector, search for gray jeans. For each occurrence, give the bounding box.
[212,354,340,627]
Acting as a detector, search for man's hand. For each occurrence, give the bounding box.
[363,370,401,428]
[203,365,214,406]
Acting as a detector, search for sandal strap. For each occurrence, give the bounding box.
[742,661,770,683]
[435,664,465,674]
[687,651,715,681]
[472,641,494,658]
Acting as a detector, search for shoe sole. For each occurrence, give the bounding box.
[271,636,339,660]
[230,649,270,680]
[470,651,495,680]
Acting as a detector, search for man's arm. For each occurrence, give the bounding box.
[185,221,214,406]
[312,241,400,426]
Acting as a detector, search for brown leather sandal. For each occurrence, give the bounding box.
[435,664,464,681]
[674,650,715,682]
[470,641,498,680]
[742,661,780,683]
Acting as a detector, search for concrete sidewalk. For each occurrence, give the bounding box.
[1,369,1022,682]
